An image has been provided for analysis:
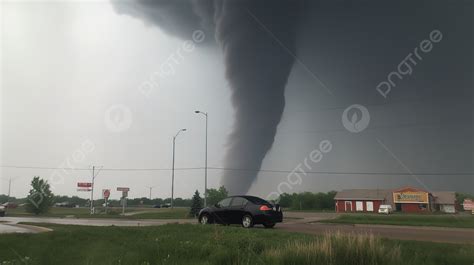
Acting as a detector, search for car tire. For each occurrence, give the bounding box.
[263,222,275,229]
[241,214,254,228]
[199,214,210,225]
[0,212,4,217]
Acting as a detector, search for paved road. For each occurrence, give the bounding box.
[0,222,52,234]
[1,213,473,244]
[278,222,474,244]
[1,217,194,227]
[0,223,34,234]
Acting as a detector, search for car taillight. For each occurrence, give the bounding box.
[260,205,272,211]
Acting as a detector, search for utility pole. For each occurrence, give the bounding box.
[90,166,95,214]
[90,165,102,215]
[7,177,11,203]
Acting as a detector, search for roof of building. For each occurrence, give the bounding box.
[432,191,456,205]
[393,186,429,193]
[334,189,392,201]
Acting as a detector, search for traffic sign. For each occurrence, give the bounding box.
[103,189,111,199]
[117,187,130,192]
[77,182,92,188]
[77,188,92,192]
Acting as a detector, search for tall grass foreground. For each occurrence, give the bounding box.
[264,232,401,265]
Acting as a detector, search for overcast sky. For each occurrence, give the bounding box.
[1,1,472,200]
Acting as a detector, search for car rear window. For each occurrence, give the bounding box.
[246,197,270,205]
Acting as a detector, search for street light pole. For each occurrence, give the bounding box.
[171,128,186,209]
[7,177,11,204]
[195,110,208,207]
[147,186,154,201]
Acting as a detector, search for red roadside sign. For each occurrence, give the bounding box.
[77,182,92,188]
[103,189,111,199]
[463,199,474,210]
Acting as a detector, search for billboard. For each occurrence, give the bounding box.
[463,199,474,210]
[393,191,429,204]
[77,182,92,188]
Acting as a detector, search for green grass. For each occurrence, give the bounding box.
[0,224,472,265]
[320,214,474,228]
[5,207,192,219]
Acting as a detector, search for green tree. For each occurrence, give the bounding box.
[25,176,54,215]
[206,186,228,206]
[189,190,203,217]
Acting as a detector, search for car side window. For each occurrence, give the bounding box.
[217,198,232,208]
[230,197,248,207]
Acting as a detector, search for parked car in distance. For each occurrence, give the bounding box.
[0,205,5,217]
[152,204,161,208]
[2,202,18,209]
[198,196,283,228]
[378,204,393,214]
[161,203,171,208]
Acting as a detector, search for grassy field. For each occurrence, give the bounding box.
[5,207,192,219]
[319,213,474,228]
[0,224,473,265]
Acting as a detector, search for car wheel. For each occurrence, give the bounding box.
[263,222,275,229]
[199,214,210,225]
[241,215,254,228]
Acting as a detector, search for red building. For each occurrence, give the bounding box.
[334,189,392,213]
[392,187,432,213]
[335,186,456,213]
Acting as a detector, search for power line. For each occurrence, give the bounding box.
[0,165,471,176]
[207,167,473,176]
[0,165,202,171]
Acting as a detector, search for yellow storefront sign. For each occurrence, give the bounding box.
[393,191,428,204]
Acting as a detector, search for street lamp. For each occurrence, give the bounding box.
[146,186,155,201]
[171,128,186,209]
[194,110,208,207]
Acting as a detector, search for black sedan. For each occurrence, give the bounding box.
[198,196,283,228]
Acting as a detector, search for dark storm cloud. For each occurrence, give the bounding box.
[112,0,473,193]
[112,0,206,40]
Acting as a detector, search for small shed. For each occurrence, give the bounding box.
[433,192,456,213]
